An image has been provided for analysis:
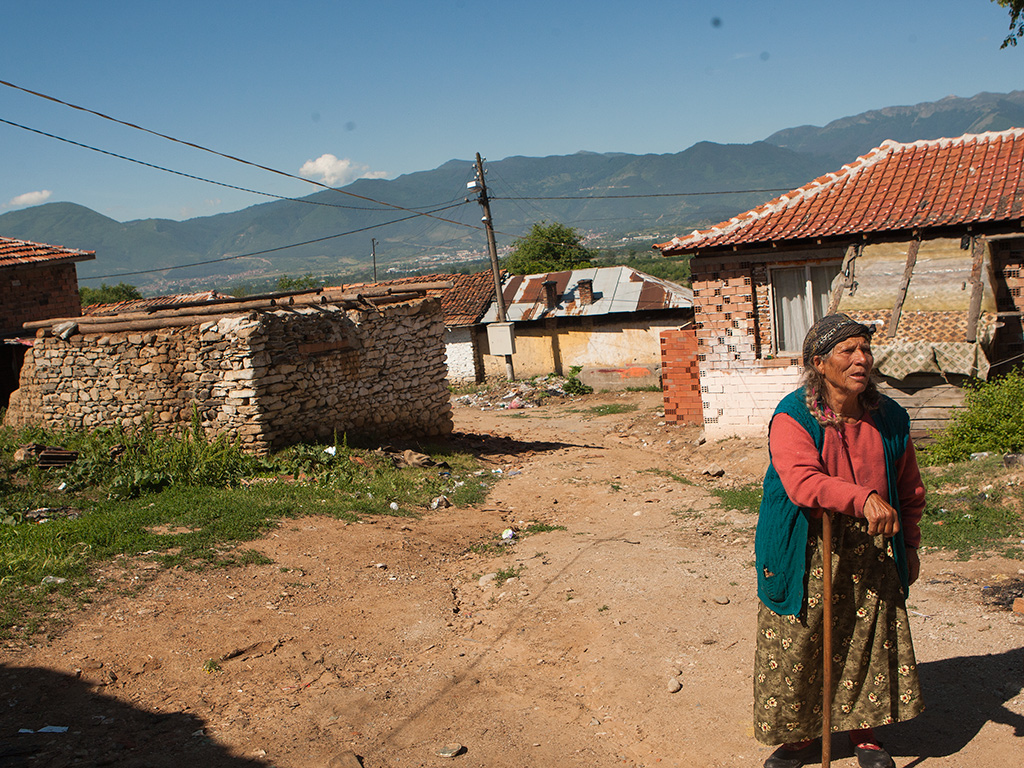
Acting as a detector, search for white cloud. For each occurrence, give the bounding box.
[6,189,52,208]
[298,154,387,186]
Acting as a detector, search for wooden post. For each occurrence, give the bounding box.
[821,509,834,768]
[888,238,921,338]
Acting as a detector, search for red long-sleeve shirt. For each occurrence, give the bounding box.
[769,411,925,549]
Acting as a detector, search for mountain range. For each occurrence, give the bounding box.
[3,90,1023,294]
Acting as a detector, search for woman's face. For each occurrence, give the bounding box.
[814,335,873,397]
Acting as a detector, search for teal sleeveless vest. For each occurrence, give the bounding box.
[755,388,911,616]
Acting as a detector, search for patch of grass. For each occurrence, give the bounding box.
[625,385,662,392]
[587,403,639,417]
[644,467,695,486]
[598,604,609,612]
[202,659,222,674]
[610,482,621,492]
[0,422,494,639]
[494,565,523,586]
[710,483,763,515]
[523,522,566,534]
[919,457,1024,559]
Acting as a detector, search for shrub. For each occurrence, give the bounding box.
[563,366,593,396]
[923,369,1024,464]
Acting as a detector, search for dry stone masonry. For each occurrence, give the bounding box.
[4,297,453,453]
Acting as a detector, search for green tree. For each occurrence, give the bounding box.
[503,222,595,275]
[276,274,322,291]
[80,282,143,307]
[994,0,1024,47]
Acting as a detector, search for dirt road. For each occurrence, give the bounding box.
[2,391,1022,767]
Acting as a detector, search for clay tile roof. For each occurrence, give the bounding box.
[0,236,96,269]
[340,271,497,327]
[656,128,1024,255]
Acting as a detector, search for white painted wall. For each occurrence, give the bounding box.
[444,326,478,383]
[700,367,802,440]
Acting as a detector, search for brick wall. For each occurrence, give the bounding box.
[690,253,805,439]
[660,327,702,425]
[0,263,82,336]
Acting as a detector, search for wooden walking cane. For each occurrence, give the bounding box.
[821,509,834,768]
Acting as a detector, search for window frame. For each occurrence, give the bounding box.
[768,261,842,355]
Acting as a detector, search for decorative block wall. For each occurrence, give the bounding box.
[660,327,702,425]
[4,298,452,453]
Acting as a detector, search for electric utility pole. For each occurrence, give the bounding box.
[371,238,378,282]
[473,153,514,381]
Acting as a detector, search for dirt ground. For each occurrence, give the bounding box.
[2,391,1023,768]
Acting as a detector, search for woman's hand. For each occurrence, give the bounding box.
[862,492,900,537]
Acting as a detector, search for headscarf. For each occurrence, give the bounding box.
[802,313,875,362]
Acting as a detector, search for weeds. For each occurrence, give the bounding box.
[919,456,1024,559]
[563,366,593,396]
[710,483,763,515]
[0,420,494,639]
[494,565,523,586]
[922,369,1024,463]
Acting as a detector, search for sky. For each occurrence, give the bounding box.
[0,1,1021,223]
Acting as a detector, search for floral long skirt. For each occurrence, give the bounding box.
[753,514,923,745]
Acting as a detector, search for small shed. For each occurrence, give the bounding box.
[1,236,95,408]
[5,285,454,453]
[656,129,1024,439]
[479,266,693,386]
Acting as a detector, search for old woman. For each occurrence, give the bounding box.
[754,314,925,768]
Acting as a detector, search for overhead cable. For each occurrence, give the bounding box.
[0,78,480,230]
[79,201,470,281]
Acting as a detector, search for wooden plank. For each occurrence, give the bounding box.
[966,236,987,342]
[827,243,859,314]
[887,239,920,338]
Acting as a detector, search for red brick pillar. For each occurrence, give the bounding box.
[660,327,702,425]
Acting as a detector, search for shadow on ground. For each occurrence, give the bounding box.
[878,646,1024,765]
[1,664,278,768]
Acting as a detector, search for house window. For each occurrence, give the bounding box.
[771,263,841,353]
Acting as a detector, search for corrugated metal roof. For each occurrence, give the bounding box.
[657,128,1024,255]
[480,266,692,323]
[0,236,95,269]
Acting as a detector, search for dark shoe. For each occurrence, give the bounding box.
[854,742,895,768]
[763,739,821,768]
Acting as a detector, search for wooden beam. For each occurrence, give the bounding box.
[826,243,859,314]
[966,236,987,343]
[887,238,921,338]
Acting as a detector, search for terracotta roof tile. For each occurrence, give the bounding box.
[0,236,95,269]
[340,272,497,327]
[658,129,1024,254]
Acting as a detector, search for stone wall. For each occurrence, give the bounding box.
[4,297,452,452]
[1,263,82,337]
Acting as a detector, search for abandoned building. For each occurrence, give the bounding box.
[478,265,693,388]
[1,236,94,409]
[656,128,1024,439]
[4,284,454,453]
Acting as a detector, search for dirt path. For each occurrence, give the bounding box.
[2,392,1022,767]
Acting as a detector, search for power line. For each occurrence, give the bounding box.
[0,78,482,230]
[0,117,421,212]
[492,188,793,200]
[79,201,471,281]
